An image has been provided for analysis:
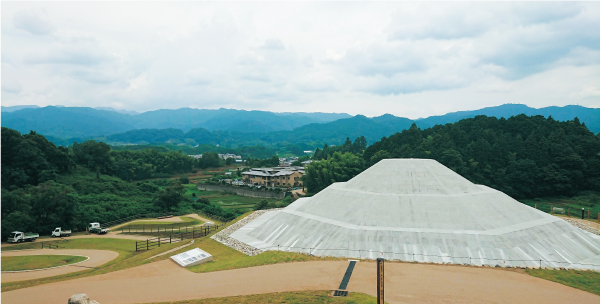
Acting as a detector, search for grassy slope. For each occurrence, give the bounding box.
[520,191,600,224]
[185,184,281,210]
[1,255,87,271]
[526,269,600,296]
[144,291,378,304]
[149,212,344,273]
[117,216,203,230]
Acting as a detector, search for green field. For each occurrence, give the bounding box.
[2,255,87,271]
[526,268,600,296]
[117,216,203,231]
[144,291,379,304]
[520,191,600,223]
[184,184,285,211]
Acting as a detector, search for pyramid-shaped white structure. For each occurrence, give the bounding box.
[230,159,600,269]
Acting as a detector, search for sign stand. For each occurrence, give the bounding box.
[377,258,384,304]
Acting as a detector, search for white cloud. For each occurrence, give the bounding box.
[2,2,599,117]
[12,11,54,35]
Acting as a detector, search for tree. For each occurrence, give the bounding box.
[255,200,269,210]
[155,183,185,210]
[179,176,190,184]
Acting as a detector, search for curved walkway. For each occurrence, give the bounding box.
[1,249,119,283]
[2,259,598,303]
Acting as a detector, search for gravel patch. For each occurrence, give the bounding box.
[564,218,600,236]
[211,209,283,256]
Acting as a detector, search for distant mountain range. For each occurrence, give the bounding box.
[2,104,598,148]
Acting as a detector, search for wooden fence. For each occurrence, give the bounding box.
[135,225,221,251]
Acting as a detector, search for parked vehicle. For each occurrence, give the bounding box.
[51,227,71,237]
[88,222,109,234]
[7,231,39,243]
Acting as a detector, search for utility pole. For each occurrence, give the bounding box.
[377,258,384,304]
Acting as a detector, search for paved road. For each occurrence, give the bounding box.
[1,249,119,282]
[2,258,598,304]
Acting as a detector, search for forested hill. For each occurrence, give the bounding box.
[2,104,598,147]
[417,104,600,133]
[63,114,416,148]
[1,127,242,240]
[364,115,600,199]
[304,115,600,200]
[1,106,351,138]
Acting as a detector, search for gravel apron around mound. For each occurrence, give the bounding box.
[564,218,600,235]
[211,209,282,256]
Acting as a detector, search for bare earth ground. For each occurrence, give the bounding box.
[1,249,119,282]
[2,259,598,304]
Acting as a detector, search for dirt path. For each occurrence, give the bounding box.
[2,259,598,304]
[1,249,119,283]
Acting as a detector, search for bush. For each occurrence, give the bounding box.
[180,176,190,184]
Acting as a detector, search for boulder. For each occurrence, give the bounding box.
[68,294,99,304]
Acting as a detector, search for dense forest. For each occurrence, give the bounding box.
[304,115,600,200]
[1,127,240,240]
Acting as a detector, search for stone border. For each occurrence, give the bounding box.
[564,218,600,236]
[211,209,282,256]
[1,254,90,273]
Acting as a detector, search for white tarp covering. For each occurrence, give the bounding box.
[170,248,212,267]
[230,159,600,270]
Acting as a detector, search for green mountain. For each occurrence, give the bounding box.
[418,104,599,132]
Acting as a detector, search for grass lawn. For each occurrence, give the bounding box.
[1,237,191,292]
[2,255,87,271]
[117,216,203,231]
[526,268,600,296]
[520,191,600,224]
[185,184,283,211]
[144,290,379,304]
[150,212,344,273]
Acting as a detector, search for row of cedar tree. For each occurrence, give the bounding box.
[303,114,600,200]
[2,114,600,239]
[1,127,240,239]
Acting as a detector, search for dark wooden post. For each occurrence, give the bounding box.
[147,239,149,251]
[377,258,384,304]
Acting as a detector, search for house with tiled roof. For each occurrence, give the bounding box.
[242,166,305,187]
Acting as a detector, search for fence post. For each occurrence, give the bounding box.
[147,239,149,251]
[535,204,537,209]
[159,237,161,247]
[569,208,570,217]
[192,230,195,239]
[588,210,591,219]
[582,208,585,219]
[551,205,553,215]
[170,235,172,244]
[540,260,542,269]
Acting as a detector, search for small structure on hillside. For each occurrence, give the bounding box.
[170,248,212,267]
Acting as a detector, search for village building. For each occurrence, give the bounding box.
[242,166,305,187]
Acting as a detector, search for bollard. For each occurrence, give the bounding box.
[377,258,384,304]
[582,208,585,219]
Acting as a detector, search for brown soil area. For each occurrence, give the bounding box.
[1,249,119,283]
[2,259,598,304]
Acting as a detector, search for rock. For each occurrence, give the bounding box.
[68,294,100,304]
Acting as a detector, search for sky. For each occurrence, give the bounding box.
[2,1,600,119]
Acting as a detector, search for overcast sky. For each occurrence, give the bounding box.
[2,1,600,119]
